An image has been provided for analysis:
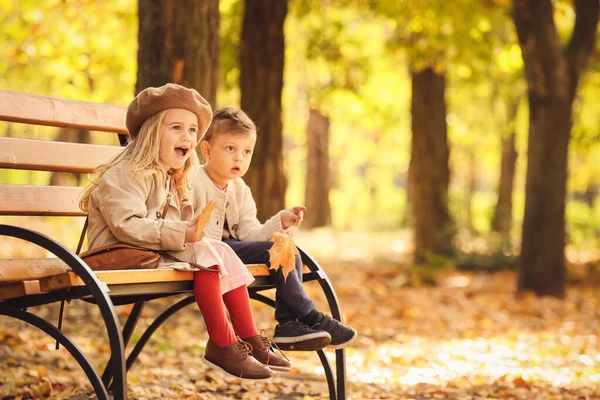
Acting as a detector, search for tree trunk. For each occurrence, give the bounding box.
[136,0,219,105]
[410,68,452,263]
[239,0,288,221]
[513,0,599,297]
[304,109,331,229]
[466,151,476,232]
[491,97,520,234]
[402,167,413,227]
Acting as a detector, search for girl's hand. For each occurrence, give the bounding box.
[185,217,205,243]
[280,206,307,229]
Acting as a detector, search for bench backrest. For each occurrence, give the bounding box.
[0,90,126,217]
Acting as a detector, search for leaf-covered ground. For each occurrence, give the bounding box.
[1,231,599,399]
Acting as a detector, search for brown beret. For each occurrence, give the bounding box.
[126,83,213,138]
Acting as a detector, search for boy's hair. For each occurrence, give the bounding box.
[79,110,198,212]
[203,107,256,142]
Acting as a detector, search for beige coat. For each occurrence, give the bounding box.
[86,161,198,266]
[191,166,283,241]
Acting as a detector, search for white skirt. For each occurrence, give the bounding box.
[159,237,255,295]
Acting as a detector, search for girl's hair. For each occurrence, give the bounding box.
[203,107,257,142]
[79,110,199,212]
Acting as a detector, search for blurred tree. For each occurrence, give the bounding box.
[410,67,452,262]
[240,0,288,221]
[514,0,599,297]
[304,109,332,228]
[491,90,520,235]
[136,0,219,104]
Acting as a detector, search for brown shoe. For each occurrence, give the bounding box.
[204,339,272,381]
[243,333,291,372]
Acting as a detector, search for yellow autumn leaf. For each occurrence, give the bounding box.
[196,201,217,237]
[268,232,299,282]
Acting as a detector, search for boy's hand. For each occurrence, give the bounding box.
[280,206,307,229]
[185,217,205,243]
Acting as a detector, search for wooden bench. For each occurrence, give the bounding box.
[0,90,348,400]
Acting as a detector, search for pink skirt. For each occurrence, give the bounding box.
[160,237,254,295]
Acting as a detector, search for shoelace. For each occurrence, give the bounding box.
[235,340,253,378]
[290,320,315,332]
[258,329,290,363]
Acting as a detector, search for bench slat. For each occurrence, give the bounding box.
[0,281,42,301]
[0,258,72,283]
[0,90,127,134]
[0,258,300,284]
[0,137,121,173]
[0,185,85,216]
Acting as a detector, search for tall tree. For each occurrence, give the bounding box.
[136,0,219,105]
[491,93,520,235]
[239,0,288,221]
[304,109,332,228]
[514,0,599,297]
[410,68,452,262]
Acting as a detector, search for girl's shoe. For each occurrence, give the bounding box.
[204,339,272,380]
[243,333,292,372]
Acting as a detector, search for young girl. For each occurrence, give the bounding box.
[193,107,357,351]
[78,84,290,380]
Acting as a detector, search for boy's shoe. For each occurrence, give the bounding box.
[243,333,292,372]
[204,339,272,381]
[273,320,332,351]
[310,315,357,349]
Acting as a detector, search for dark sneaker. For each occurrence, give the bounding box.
[204,339,272,381]
[273,320,331,351]
[310,315,357,349]
[243,333,291,372]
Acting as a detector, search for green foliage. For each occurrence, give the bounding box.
[0,0,137,104]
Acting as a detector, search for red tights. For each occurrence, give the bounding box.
[193,267,259,347]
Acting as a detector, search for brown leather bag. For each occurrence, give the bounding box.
[79,242,160,271]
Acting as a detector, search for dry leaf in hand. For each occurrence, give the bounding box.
[268,232,299,282]
[196,201,218,236]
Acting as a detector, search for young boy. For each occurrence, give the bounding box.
[192,107,357,351]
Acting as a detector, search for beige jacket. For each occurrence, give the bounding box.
[87,161,197,265]
[192,166,283,241]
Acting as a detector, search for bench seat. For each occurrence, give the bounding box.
[0,260,312,301]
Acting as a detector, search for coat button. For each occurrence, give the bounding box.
[231,224,238,231]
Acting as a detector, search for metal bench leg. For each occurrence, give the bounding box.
[317,280,347,400]
[250,292,337,400]
[0,305,109,400]
[297,247,348,400]
[103,302,146,388]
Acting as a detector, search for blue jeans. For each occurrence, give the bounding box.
[223,239,316,323]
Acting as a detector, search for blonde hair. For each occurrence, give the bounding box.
[79,110,198,212]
